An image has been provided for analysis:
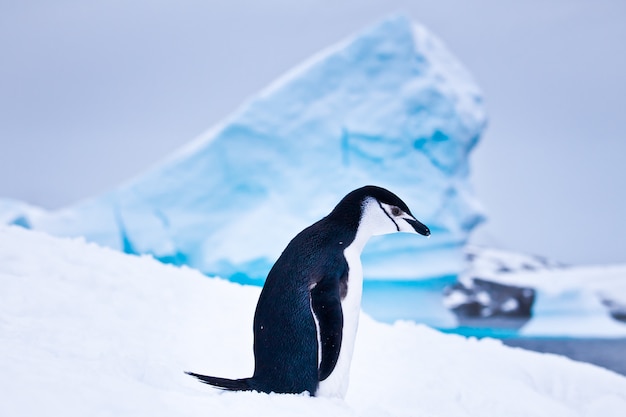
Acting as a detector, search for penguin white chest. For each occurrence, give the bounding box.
[315,245,363,398]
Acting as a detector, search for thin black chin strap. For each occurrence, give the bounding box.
[377,200,400,232]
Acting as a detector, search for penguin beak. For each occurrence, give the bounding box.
[406,218,431,237]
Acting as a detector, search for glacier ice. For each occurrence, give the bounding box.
[1,15,486,282]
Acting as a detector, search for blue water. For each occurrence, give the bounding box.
[361,276,458,328]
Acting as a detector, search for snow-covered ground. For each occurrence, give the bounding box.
[1,225,625,417]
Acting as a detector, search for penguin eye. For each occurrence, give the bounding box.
[391,206,402,216]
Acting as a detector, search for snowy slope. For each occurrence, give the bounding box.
[5,15,486,282]
[1,225,625,417]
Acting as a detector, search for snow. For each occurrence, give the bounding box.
[483,264,626,338]
[438,246,626,337]
[487,264,626,303]
[461,246,565,286]
[0,198,44,228]
[439,246,626,337]
[1,15,487,282]
[1,225,625,417]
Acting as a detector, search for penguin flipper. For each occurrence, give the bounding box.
[185,372,252,391]
[310,276,344,381]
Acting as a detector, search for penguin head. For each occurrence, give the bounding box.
[360,186,431,237]
[332,186,431,238]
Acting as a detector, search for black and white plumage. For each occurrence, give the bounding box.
[187,185,430,397]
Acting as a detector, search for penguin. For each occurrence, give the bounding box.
[187,185,430,397]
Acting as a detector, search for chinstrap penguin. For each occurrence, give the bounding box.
[187,185,430,397]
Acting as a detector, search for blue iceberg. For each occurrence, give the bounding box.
[4,15,486,283]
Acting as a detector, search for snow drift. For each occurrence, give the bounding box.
[1,15,486,282]
[1,225,625,417]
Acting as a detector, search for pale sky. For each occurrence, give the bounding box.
[1,0,625,265]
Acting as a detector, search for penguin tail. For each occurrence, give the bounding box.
[185,371,252,392]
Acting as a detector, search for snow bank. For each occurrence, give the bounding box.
[8,15,486,282]
[0,198,44,228]
[483,264,626,337]
[1,225,625,417]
